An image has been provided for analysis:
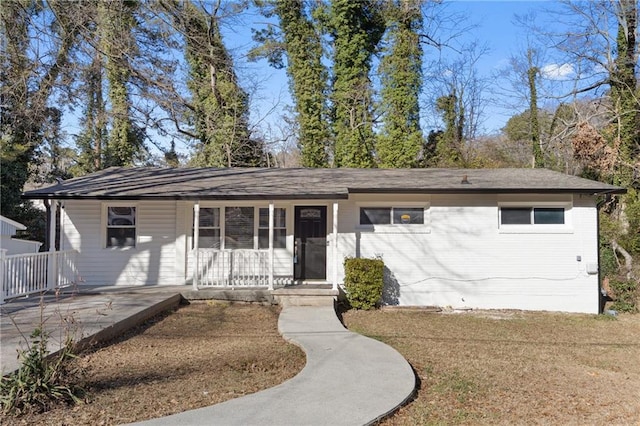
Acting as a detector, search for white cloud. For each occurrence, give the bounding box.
[540,63,575,80]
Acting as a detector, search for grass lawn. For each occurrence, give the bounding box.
[3,301,305,425]
[4,302,639,425]
[342,308,640,425]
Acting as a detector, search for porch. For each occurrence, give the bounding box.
[191,202,341,292]
[0,249,79,304]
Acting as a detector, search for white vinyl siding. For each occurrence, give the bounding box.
[61,192,600,313]
[63,200,180,286]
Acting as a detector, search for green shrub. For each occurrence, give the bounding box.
[0,327,85,416]
[599,245,618,279]
[608,280,639,313]
[343,257,384,310]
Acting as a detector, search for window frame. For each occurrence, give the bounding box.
[258,207,287,249]
[357,203,430,233]
[192,207,221,249]
[224,206,255,250]
[191,204,289,250]
[103,203,138,249]
[498,202,572,234]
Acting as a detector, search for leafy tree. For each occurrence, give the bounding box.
[326,0,385,168]
[433,92,464,166]
[98,0,146,167]
[526,49,544,168]
[541,0,640,281]
[425,42,489,167]
[252,1,329,167]
[169,1,263,167]
[376,0,423,168]
[0,0,79,221]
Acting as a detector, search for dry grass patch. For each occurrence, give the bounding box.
[4,301,305,426]
[343,309,640,425]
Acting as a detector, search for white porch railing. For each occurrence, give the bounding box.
[195,249,273,287]
[0,249,79,304]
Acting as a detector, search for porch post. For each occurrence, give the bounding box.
[0,249,6,304]
[268,201,274,290]
[47,200,58,290]
[193,202,200,290]
[332,201,339,291]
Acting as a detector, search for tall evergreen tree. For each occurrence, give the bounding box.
[274,0,329,167]
[376,0,423,168]
[173,1,263,167]
[98,0,145,167]
[434,91,464,167]
[609,0,639,189]
[526,49,543,168]
[0,0,79,218]
[73,44,108,175]
[328,0,385,168]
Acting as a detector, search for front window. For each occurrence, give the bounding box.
[360,207,424,225]
[258,208,286,249]
[225,207,254,249]
[106,206,136,247]
[194,208,220,248]
[501,207,565,225]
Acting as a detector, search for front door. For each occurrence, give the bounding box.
[294,206,327,280]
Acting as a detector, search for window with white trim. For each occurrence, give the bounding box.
[258,208,286,249]
[193,207,220,248]
[500,207,565,225]
[360,207,425,225]
[106,206,136,247]
[225,207,255,249]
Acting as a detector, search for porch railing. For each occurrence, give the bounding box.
[0,249,79,304]
[194,249,272,287]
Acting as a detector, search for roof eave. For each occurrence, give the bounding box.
[21,193,350,201]
[347,187,627,195]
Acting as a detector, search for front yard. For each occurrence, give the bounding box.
[4,303,639,425]
[343,308,640,425]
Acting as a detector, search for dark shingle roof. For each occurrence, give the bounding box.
[22,167,625,200]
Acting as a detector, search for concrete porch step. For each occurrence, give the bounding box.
[271,286,339,307]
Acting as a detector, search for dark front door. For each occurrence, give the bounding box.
[294,206,327,280]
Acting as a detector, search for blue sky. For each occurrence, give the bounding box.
[224,0,567,142]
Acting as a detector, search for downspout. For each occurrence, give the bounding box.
[43,199,51,252]
[596,194,612,314]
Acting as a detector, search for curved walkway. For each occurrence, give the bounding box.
[130,305,416,426]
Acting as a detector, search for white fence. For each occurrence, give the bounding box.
[195,249,271,287]
[0,250,79,304]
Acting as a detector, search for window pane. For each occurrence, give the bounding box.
[107,228,136,247]
[393,208,424,224]
[259,208,286,228]
[225,207,254,249]
[199,208,220,228]
[360,207,391,225]
[534,208,565,224]
[108,207,135,226]
[258,229,286,249]
[199,228,220,249]
[501,208,531,225]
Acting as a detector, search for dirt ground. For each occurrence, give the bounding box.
[3,301,305,425]
[4,303,640,425]
[344,308,640,425]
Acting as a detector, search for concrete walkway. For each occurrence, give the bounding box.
[130,305,416,426]
[2,289,416,425]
